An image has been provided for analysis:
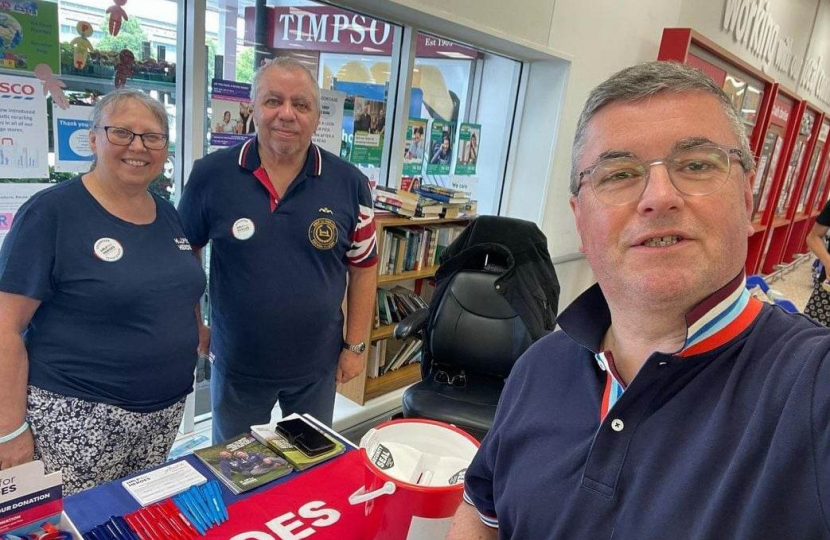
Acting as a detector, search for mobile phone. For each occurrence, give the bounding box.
[275,418,336,457]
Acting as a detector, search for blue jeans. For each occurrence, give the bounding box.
[210,363,337,444]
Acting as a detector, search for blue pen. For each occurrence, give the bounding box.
[113,515,141,540]
[209,481,229,522]
[196,483,219,526]
[96,524,119,540]
[174,494,207,534]
[185,487,215,527]
[105,520,127,540]
[204,481,226,523]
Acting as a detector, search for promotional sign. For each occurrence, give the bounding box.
[243,5,477,58]
[402,118,427,176]
[0,460,63,538]
[53,104,93,173]
[426,120,453,175]
[454,123,480,176]
[210,78,255,148]
[0,182,50,248]
[312,88,345,156]
[350,95,384,167]
[0,73,49,178]
[0,1,59,74]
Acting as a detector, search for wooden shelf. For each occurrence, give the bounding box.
[371,323,395,341]
[772,216,789,228]
[376,216,471,227]
[378,266,439,284]
[793,213,809,222]
[365,363,422,401]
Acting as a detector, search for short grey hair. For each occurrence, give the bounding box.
[89,89,169,170]
[570,61,756,195]
[90,88,169,137]
[250,56,321,112]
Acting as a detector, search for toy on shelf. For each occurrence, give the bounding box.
[69,21,94,69]
[106,0,129,36]
[114,49,135,88]
[34,64,69,110]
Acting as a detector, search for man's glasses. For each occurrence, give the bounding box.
[577,144,744,206]
[435,370,466,387]
[97,125,169,150]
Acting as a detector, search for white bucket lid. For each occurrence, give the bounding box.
[359,420,478,488]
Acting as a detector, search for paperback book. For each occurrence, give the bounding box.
[194,434,291,494]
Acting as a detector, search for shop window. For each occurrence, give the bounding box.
[0,0,179,200]
[403,31,522,216]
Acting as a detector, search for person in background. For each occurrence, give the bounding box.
[803,200,830,325]
[448,61,830,539]
[0,89,206,493]
[178,57,377,444]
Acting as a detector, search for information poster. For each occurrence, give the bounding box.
[0,1,59,73]
[53,104,93,173]
[0,182,50,248]
[350,96,384,166]
[403,118,427,176]
[210,79,254,148]
[454,123,480,175]
[0,73,49,178]
[312,88,345,155]
[427,120,453,175]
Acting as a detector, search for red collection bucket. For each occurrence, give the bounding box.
[348,419,480,540]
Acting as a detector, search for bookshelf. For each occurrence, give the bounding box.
[336,215,471,405]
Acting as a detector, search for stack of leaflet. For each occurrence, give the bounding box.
[416,185,471,218]
[250,414,344,471]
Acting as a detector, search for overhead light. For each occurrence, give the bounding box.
[437,51,474,59]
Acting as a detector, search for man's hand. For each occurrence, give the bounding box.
[0,428,33,470]
[336,349,364,384]
[197,323,211,359]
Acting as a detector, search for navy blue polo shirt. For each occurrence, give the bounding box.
[464,274,830,539]
[0,177,207,412]
[177,139,377,381]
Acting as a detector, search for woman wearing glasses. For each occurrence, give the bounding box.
[0,89,206,492]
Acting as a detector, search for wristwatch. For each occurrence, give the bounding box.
[343,339,367,354]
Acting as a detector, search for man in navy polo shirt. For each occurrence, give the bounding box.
[178,57,377,443]
[448,61,830,539]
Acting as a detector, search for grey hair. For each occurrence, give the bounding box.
[90,88,169,137]
[570,61,756,195]
[250,56,321,112]
[89,89,169,170]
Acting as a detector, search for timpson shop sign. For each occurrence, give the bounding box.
[722,0,830,106]
[243,5,477,58]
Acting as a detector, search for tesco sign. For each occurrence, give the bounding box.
[0,82,36,95]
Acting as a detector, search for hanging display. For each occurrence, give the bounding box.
[106,0,129,37]
[69,21,93,69]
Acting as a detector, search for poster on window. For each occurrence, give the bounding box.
[311,88,345,156]
[0,182,50,248]
[454,123,480,176]
[0,73,48,178]
[402,118,427,176]
[350,96,384,167]
[0,1,59,74]
[210,79,254,148]
[427,120,454,175]
[53,104,93,173]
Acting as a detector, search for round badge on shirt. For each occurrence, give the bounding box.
[232,218,255,240]
[93,237,124,262]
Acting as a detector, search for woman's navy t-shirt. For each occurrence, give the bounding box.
[0,177,206,412]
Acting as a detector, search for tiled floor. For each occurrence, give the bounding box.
[763,254,815,311]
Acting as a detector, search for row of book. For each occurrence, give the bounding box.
[368,338,423,378]
[379,224,465,276]
[376,286,429,326]
[374,185,471,218]
[194,414,345,494]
